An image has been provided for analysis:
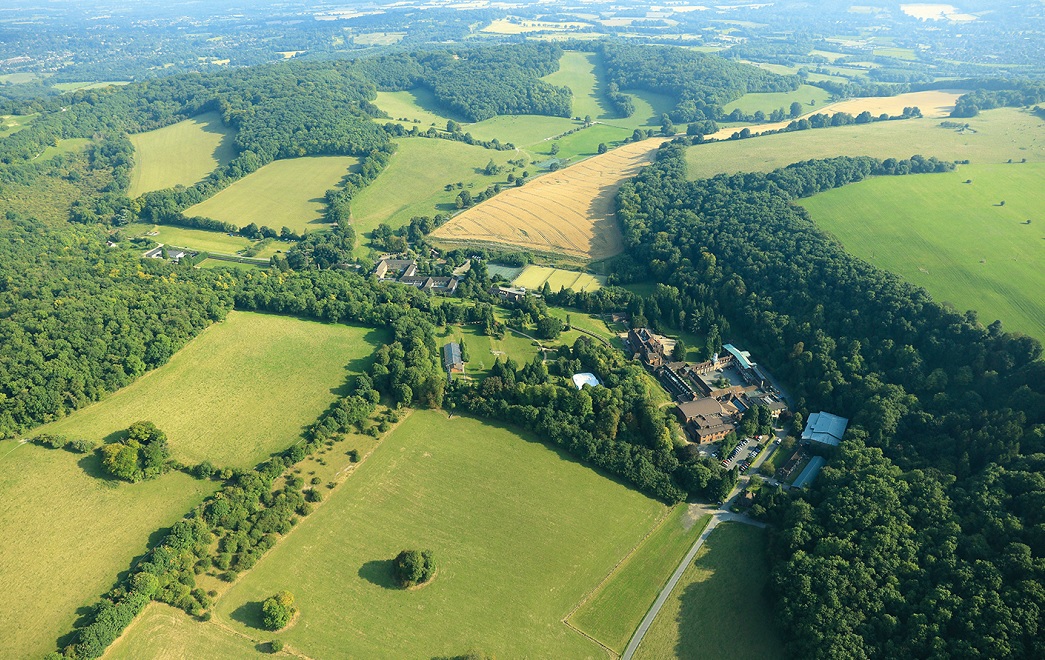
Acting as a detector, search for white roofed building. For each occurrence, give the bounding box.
[802,412,849,447]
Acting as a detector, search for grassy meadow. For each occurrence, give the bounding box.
[635,522,785,660]
[349,138,516,236]
[723,84,832,116]
[685,108,1045,180]
[1,113,37,137]
[512,265,604,292]
[35,137,91,163]
[135,224,287,259]
[185,156,360,234]
[108,604,262,659]
[375,88,465,128]
[211,411,667,659]
[39,312,385,467]
[800,163,1045,341]
[128,112,236,197]
[570,506,712,653]
[0,442,216,658]
[437,322,542,379]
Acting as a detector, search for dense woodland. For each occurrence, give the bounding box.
[615,146,1045,658]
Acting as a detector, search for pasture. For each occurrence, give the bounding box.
[635,522,784,660]
[1,113,36,137]
[127,112,236,197]
[686,107,1045,180]
[375,88,463,128]
[466,114,579,148]
[570,506,712,653]
[800,163,1045,341]
[38,311,385,467]
[0,442,216,658]
[723,84,832,116]
[349,138,516,236]
[512,265,604,292]
[34,137,91,163]
[212,411,667,659]
[135,224,286,259]
[431,137,662,260]
[184,156,360,234]
[108,604,261,659]
[437,322,541,379]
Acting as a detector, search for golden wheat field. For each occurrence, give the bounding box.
[431,139,661,260]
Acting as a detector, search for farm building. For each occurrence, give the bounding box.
[442,342,464,374]
[802,412,849,447]
[675,398,736,443]
[374,258,417,280]
[571,372,601,389]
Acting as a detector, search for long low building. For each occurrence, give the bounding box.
[792,455,826,489]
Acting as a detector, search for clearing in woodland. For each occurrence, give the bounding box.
[635,522,784,660]
[0,441,216,658]
[38,311,385,467]
[431,138,661,260]
[184,156,360,234]
[800,163,1045,342]
[199,411,667,659]
[127,112,236,197]
[349,138,516,237]
[723,84,832,116]
[133,224,286,259]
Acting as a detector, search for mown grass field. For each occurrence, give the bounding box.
[437,322,542,379]
[375,88,465,128]
[108,603,262,659]
[1,113,37,137]
[39,312,385,467]
[212,411,667,659]
[185,156,360,234]
[723,84,832,116]
[635,522,784,660]
[800,163,1045,341]
[542,51,619,122]
[570,506,712,653]
[0,442,216,658]
[135,224,286,259]
[128,112,237,197]
[512,265,604,292]
[686,107,1045,180]
[467,114,579,148]
[349,138,516,236]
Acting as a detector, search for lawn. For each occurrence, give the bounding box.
[38,311,385,467]
[134,224,287,258]
[685,107,1045,180]
[184,156,360,234]
[800,163,1045,341]
[635,522,785,660]
[349,138,516,236]
[512,265,605,292]
[108,603,261,659]
[436,322,541,379]
[128,111,237,197]
[212,411,668,659]
[0,441,216,658]
[570,506,712,653]
[723,84,832,116]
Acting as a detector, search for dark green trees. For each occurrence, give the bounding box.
[393,549,436,588]
[261,591,296,630]
[99,421,170,483]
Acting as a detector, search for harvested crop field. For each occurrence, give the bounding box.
[512,265,604,292]
[431,138,661,260]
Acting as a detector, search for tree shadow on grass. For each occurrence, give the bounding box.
[230,600,266,630]
[359,559,397,589]
[77,451,121,485]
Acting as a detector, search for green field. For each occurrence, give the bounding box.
[108,604,263,659]
[34,137,91,163]
[800,163,1045,341]
[635,522,784,660]
[570,506,712,653]
[1,113,37,137]
[0,442,216,658]
[52,81,129,92]
[723,84,832,116]
[185,156,360,234]
[196,257,266,271]
[128,112,237,197]
[512,265,605,292]
[437,321,542,378]
[210,411,666,659]
[38,311,384,467]
[349,138,516,236]
[874,47,918,61]
[134,224,286,259]
[531,123,633,161]
[686,108,1045,180]
[542,51,619,121]
[375,88,464,128]
[466,113,580,148]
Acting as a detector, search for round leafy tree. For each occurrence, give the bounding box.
[98,421,170,482]
[393,549,436,588]
[261,590,296,631]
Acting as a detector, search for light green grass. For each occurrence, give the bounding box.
[52,80,129,92]
[685,108,1045,181]
[38,311,385,467]
[874,47,918,61]
[34,137,91,162]
[800,163,1045,341]
[185,157,360,234]
[0,442,216,658]
[108,603,261,659]
[0,113,36,137]
[128,112,236,197]
[723,84,832,116]
[135,224,286,259]
[531,123,634,161]
[512,265,604,292]
[571,507,712,653]
[546,306,621,346]
[635,522,784,660]
[374,88,464,128]
[437,322,542,379]
[542,51,618,121]
[467,114,580,148]
[350,138,516,236]
[212,410,667,659]
[0,72,46,84]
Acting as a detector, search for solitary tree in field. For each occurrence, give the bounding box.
[597,143,608,154]
[261,591,296,630]
[790,101,803,118]
[394,549,436,588]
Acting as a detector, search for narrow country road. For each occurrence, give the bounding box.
[620,509,767,660]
